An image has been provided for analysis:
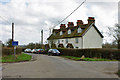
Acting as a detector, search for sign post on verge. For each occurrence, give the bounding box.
[12,41,18,59]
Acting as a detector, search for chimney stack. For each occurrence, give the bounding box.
[88,17,95,24]
[68,22,74,27]
[60,24,66,30]
[60,24,66,28]
[77,20,83,26]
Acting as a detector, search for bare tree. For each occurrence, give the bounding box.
[108,24,120,49]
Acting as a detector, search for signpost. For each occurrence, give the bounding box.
[12,41,18,59]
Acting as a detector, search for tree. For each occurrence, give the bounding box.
[26,43,35,49]
[35,43,42,49]
[0,40,4,47]
[2,43,5,47]
[26,43,43,49]
[108,24,120,49]
[6,39,13,47]
[102,42,117,48]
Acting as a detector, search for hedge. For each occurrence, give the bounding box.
[58,48,120,60]
[2,47,24,56]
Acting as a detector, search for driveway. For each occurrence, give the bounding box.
[2,53,119,78]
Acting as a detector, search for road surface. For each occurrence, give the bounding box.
[2,53,119,78]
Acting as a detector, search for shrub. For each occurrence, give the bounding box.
[58,48,120,60]
[2,47,23,56]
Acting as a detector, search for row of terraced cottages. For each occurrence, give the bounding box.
[47,17,103,49]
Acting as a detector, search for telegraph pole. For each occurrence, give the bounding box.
[12,23,14,41]
[41,30,43,45]
[12,22,16,59]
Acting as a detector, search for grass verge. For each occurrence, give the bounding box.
[61,56,118,61]
[117,70,120,77]
[0,53,32,63]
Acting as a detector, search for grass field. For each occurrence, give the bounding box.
[61,56,118,61]
[0,53,32,63]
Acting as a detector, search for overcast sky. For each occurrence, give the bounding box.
[0,0,119,45]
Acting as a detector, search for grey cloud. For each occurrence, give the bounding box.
[0,0,118,44]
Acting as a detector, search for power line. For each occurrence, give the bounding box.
[0,16,11,24]
[52,0,86,29]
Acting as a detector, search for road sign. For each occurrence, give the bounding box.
[12,41,18,59]
[12,41,18,46]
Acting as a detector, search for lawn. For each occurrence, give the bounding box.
[61,56,118,61]
[0,53,32,63]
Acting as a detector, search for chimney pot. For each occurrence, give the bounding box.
[88,17,94,20]
[68,22,71,24]
[68,22,74,27]
[60,24,66,29]
[88,17,95,24]
[77,20,83,26]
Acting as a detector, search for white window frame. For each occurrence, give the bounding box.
[66,39,68,43]
[60,31,63,35]
[58,39,60,44]
[78,27,82,33]
[75,38,79,43]
[68,29,71,34]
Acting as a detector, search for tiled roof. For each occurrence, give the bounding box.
[47,17,103,40]
[52,29,60,33]
[47,24,89,40]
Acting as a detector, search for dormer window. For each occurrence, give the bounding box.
[78,27,82,33]
[68,29,71,34]
[60,31,63,35]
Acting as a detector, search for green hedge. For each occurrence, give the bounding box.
[2,47,23,56]
[58,48,120,60]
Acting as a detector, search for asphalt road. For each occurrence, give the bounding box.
[2,53,119,78]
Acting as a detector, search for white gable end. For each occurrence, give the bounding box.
[83,25,103,48]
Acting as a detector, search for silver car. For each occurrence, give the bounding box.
[31,49,37,53]
[48,49,60,56]
[24,49,32,53]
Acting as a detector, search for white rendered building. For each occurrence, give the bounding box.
[47,17,103,49]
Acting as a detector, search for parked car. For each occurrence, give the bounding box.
[36,49,45,54]
[31,49,37,53]
[48,49,60,56]
[24,49,32,53]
